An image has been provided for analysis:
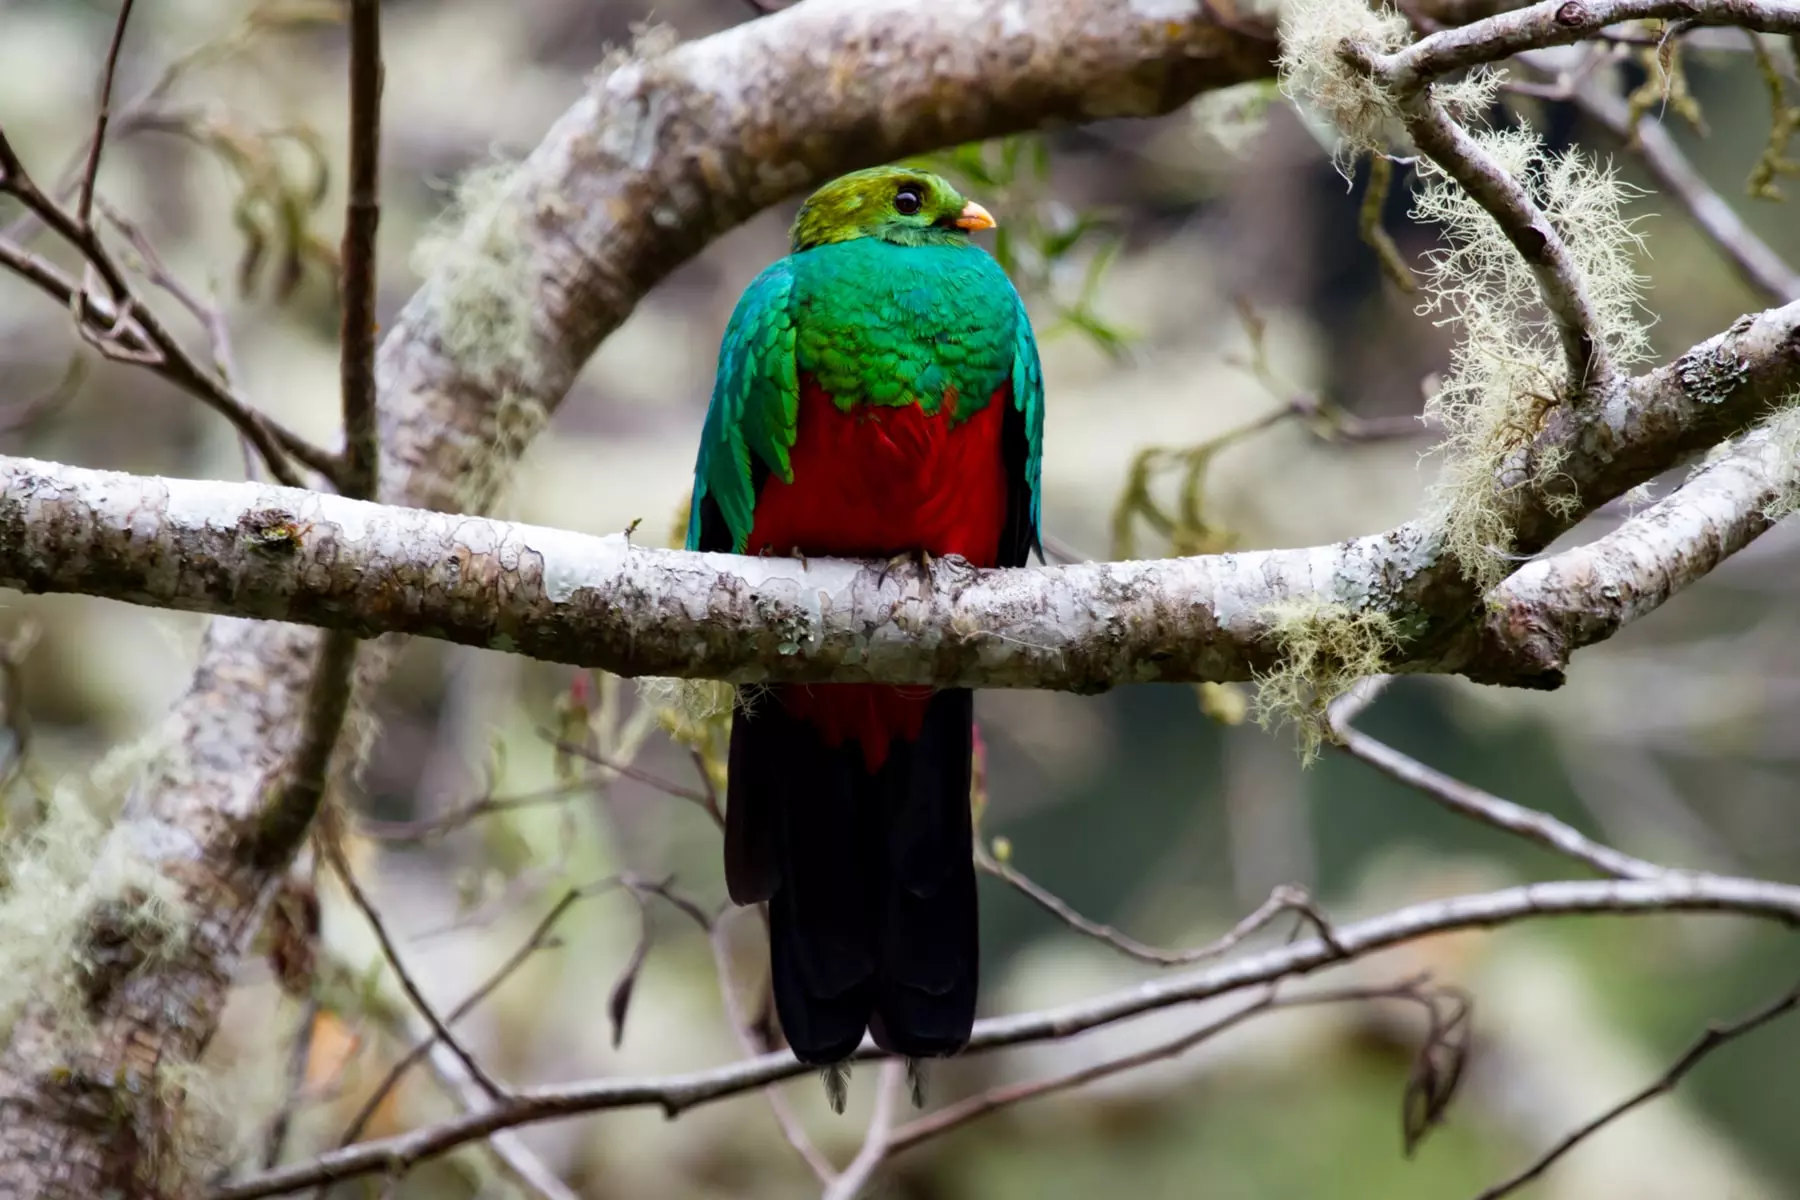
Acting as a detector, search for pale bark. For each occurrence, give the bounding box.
[0,301,1795,699]
[215,870,1800,1200]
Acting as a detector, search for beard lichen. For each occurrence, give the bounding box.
[1253,600,1399,762]
[1411,129,1652,588]
[1277,0,1410,174]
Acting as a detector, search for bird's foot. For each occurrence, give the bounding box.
[788,544,809,570]
[878,548,935,599]
[819,1061,852,1115]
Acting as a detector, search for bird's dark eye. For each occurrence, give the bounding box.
[894,185,923,216]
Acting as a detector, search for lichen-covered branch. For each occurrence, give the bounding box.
[1,302,1793,697]
[211,871,1800,1199]
[1395,89,1612,388]
[1462,406,1800,684]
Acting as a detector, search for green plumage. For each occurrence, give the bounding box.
[683,166,1047,1071]
[686,168,1043,555]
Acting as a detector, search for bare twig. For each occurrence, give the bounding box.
[320,835,508,1103]
[1326,678,1668,879]
[260,998,320,1169]
[884,976,1458,1157]
[0,130,336,487]
[1537,55,1800,302]
[1471,978,1800,1199]
[211,872,1800,1199]
[420,1039,580,1200]
[538,730,719,820]
[820,1061,902,1200]
[978,847,1344,966]
[79,0,137,231]
[359,774,623,842]
[339,0,382,500]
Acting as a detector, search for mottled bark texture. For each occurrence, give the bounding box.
[0,0,1282,1190]
[1,301,1795,701]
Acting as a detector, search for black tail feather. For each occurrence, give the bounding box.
[725,688,978,1066]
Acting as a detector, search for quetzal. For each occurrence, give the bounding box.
[685,166,1044,1075]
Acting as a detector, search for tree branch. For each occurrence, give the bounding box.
[1463,406,1800,683]
[209,872,1800,1199]
[0,287,1792,696]
[1471,977,1800,1199]
[1547,56,1800,303]
[1327,677,1669,879]
[1379,0,1800,93]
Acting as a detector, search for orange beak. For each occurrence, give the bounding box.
[953,200,996,232]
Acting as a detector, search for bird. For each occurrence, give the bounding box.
[684,165,1044,1095]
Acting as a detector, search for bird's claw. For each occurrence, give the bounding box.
[878,548,935,598]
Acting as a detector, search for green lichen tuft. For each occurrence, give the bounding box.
[1253,600,1399,763]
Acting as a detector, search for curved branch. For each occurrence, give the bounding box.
[211,872,1800,1199]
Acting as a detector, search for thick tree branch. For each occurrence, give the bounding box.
[0,298,1793,693]
[1463,408,1800,682]
[211,872,1800,1199]
[1379,0,1800,92]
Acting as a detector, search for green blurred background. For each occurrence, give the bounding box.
[0,1,1797,1197]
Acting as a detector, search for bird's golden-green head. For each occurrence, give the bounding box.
[789,166,996,253]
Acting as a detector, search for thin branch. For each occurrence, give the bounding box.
[319,835,508,1103]
[1466,411,1800,684]
[79,0,137,231]
[978,850,1343,966]
[339,0,382,500]
[1539,55,1800,302]
[1384,86,1611,390]
[884,975,1456,1156]
[1326,677,1668,879]
[1380,0,1800,93]
[0,130,334,488]
[358,774,625,843]
[1471,978,1800,1199]
[539,730,719,820]
[211,872,1800,1199]
[261,999,320,1169]
[420,1038,581,1200]
[333,878,657,1148]
[820,1062,902,1200]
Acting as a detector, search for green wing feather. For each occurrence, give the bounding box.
[686,260,800,553]
[1008,284,1045,553]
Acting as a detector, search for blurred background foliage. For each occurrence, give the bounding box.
[0,1,1797,1197]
